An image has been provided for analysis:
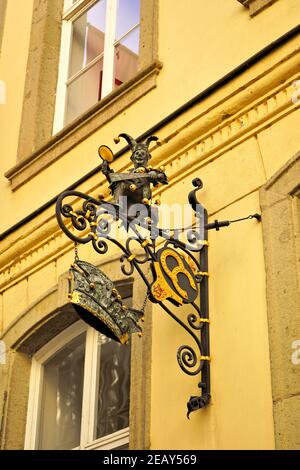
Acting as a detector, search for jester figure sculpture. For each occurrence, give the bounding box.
[99,133,168,221]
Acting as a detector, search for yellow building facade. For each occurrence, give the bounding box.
[0,0,299,450]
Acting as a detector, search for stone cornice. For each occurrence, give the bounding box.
[155,73,300,192]
[0,42,300,292]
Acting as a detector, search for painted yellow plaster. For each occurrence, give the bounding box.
[150,189,274,450]
[1,1,300,231]
[0,0,34,218]
[1,0,300,450]
[2,279,28,331]
[27,262,57,305]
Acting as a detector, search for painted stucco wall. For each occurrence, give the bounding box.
[1,0,300,230]
[0,0,300,449]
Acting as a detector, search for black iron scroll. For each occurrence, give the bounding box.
[56,177,211,417]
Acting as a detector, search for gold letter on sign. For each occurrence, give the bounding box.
[151,247,198,305]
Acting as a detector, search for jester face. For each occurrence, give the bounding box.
[131,144,151,168]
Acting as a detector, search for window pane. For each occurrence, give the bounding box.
[69,0,107,78]
[95,334,131,439]
[65,58,103,125]
[38,333,86,450]
[115,0,140,41]
[114,27,139,89]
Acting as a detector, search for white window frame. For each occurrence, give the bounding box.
[53,0,140,134]
[25,320,130,450]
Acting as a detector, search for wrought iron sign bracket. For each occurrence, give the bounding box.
[55,134,261,418]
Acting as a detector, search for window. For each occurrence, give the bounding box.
[8,0,158,189]
[25,286,133,450]
[53,0,140,132]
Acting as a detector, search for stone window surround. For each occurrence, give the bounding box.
[0,261,152,450]
[5,0,160,191]
[260,152,300,449]
[0,0,7,55]
[237,0,279,16]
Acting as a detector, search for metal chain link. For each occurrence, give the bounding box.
[74,242,79,262]
[141,289,149,314]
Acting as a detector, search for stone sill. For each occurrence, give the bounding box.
[238,0,278,16]
[5,60,162,191]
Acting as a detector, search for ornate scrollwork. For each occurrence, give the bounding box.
[177,345,200,374]
[188,313,204,330]
[56,141,210,418]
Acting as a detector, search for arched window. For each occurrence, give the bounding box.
[25,289,133,450]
